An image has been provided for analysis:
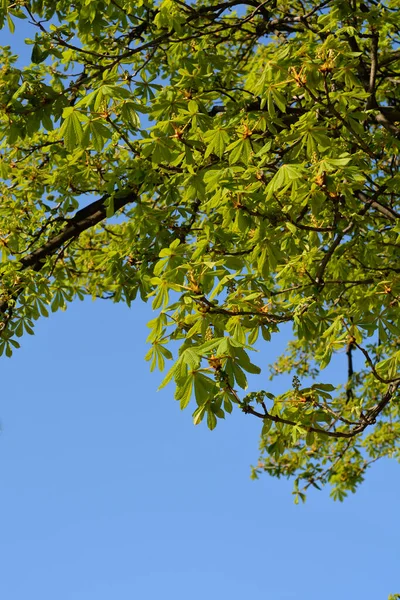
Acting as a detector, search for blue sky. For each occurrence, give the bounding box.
[1,14,399,600]
[1,299,399,600]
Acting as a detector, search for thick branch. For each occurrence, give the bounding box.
[356,190,400,221]
[346,341,354,402]
[209,101,304,123]
[21,190,138,271]
[367,32,379,108]
[0,188,139,315]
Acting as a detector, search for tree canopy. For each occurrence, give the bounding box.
[0,0,399,500]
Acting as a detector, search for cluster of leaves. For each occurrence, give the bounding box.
[0,0,399,500]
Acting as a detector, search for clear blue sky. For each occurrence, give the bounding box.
[1,299,399,600]
[1,17,399,600]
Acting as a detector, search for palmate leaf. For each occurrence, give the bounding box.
[266,164,304,198]
[86,120,112,152]
[193,371,215,406]
[204,128,230,158]
[226,138,252,165]
[120,101,141,129]
[60,109,84,151]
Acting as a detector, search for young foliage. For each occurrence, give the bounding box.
[0,0,399,500]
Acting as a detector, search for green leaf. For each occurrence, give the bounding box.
[175,376,194,410]
[31,43,47,64]
[207,409,217,430]
[182,347,201,370]
[193,404,207,425]
[194,372,214,405]
[233,363,248,389]
[105,196,115,218]
[88,120,112,151]
[6,13,15,33]
[60,110,84,151]
[158,356,184,390]
[262,419,272,435]
[204,128,230,158]
[266,164,304,198]
[120,101,140,128]
[311,383,335,392]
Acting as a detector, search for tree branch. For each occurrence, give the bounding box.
[314,221,353,286]
[356,190,400,220]
[0,188,139,316]
[244,382,400,439]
